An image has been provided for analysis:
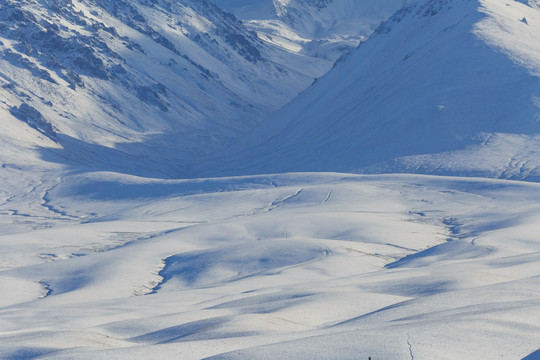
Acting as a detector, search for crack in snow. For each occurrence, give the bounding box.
[322,189,332,204]
[38,280,52,299]
[134,259,166,296]
[270,188,304,207]
[41,179,82,222]
[407,334,415,360]
[251,188,305,215]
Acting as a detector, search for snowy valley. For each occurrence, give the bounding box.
[199,0,540,180]
[2,0,540,359]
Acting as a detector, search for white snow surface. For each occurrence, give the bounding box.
[0,0,343,177]
[210,0,409,61]
[199,0,540,180]
[2,169,540,359]
[4,0,540,359]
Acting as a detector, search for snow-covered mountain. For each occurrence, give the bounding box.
[200,0,540,180]
[5,1,540,359]
[3,0,540,180]
[212,0,408,62]
[0,0,339,178]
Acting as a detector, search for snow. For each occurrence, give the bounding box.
[198,0,540,180]
[0,0,341,177]
[2,170,540,359]
[476,0,540,75]
[2,0,540,359]
[212,0,409,61]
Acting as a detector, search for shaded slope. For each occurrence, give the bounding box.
[198,0,540,179]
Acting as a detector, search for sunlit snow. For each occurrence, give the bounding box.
[2,170,540,359]
[2,0,540,359]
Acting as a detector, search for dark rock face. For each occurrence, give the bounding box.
[0,0,267,112]
[10,103,57,140]
[0,1,120,86]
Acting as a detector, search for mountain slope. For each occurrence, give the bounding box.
[5,1,540,358]
[0,0,329,178]
[211,0,409,62]
[199,0,540,180]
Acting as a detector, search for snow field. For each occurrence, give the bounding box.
[2,171,540,358]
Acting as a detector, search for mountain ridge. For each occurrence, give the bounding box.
[195,0,540,180]
[0,0,343,177]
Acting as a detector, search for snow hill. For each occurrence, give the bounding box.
[199,0,540,180]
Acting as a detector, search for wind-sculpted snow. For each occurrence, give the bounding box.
[2,171,540,359]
